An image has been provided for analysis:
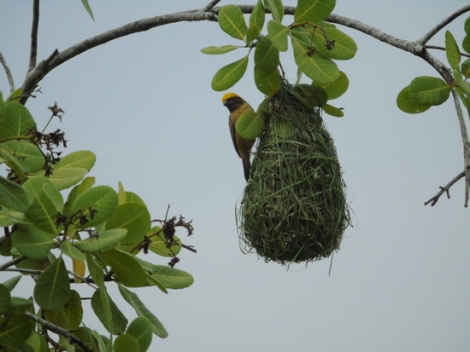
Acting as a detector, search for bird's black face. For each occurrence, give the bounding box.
[223,96,244,113]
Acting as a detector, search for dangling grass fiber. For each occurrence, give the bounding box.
[239,84,350,264]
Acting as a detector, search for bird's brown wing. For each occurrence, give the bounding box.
[229,116,240,157]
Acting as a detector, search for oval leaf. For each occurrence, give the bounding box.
[0,311,32,347]
[200,45,240,55]
[313,70,349,99]
[322,104,344,117]
[106,203,150,248]
[0,101,35,139]
[445,30,460,70]
[396,85,431,114]
[264,0,284,22]
[0,176,30,212]
[91,289,128,334]
[295,0,336,23]
[114,334,140,352]
[34,257,71,310]
[118,285,168,338]
[246,0,265,43]
[409,76,451,106]
[313,27,357,60]
[292,36,339,85]
[211,56,249,91]
[73,228,127,252]
[126,317,153,352]
[254,36,279,73]
[69,185,118,228]
[102,249,147,287]
[267,20,289,52]
[254,66,281,96]
[12,228,55,260]
[236,108,265,140]
[218,5,247,41]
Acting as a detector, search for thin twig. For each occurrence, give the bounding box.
[450,89,470,206]
[28,0,40,73]
[0,256,26,271]
[424,168,469,206]
[0,52,15,93]
[417,4,470,45]
[425,45,470,58]
[24,311,92,352]
[199,0,221,13]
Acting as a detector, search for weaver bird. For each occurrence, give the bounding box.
[222,93,255,181]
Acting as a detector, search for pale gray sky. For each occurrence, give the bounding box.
[1,1,469,351]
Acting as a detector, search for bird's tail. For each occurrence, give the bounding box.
[242,158,251,181]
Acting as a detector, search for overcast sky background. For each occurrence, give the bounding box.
[1,1,470,351]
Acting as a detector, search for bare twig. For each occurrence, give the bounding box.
[424,45,470,58]
[28,0,40,73]
[0,52,15,93]
[424,168,469,206]
[417,4,470,45]
[24,311,92,352]
[199,0,221,13]
[0,256,26,270]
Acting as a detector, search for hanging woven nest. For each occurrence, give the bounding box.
[239,84,350,264]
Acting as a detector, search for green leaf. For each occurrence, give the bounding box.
[254,66,281,96]
[0,140,45,176]
[200,45,240,55]
[149,265,194,290]
[218,5,247,41]
[102,249,148,287]
[106,203,150,248]
[445,31,461,70]
[292,36,339,85]
[0,208,27,227]
[461,59,470,78]
[465,16,470,34]
[42,182,64,213]
[0,284,10,314]
[463,34,470,55]
[254,36,279,73]
[34,256,71,310]
[0,311,32,347]
[0,176,30,212]
[81,0,95,21]
[409,76,451,106]
[2,276,21,292]
[54,150,96,170]
[126,317,153,352]
[12,227,55,260]
[263,0,284,22]
[60,240,86,261]
[0,101,35,139]
[246,0,265,44]
[236,108,265,140]
[62,290,83,331]
[119,285,168,338]
[114,334,140,352]
[86,253,105,289]
[313,70,349,99]
[267,20,289,52]
[92,289,128,334]
[10,297,33,309]
[396,85,431,114]
[211,56,249,91]
[148,227,181,257]
[295,0,336,23]
[69,185,118,228]
[74,228,127,252]
[23,177,60,235]
[313,27,357,60]
[322,104,344,117]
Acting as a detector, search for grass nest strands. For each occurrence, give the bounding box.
[239,86,350,264]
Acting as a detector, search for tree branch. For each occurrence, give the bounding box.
[28,0,40,73]
[21,9,217,103]
[199,0,222,13]
[424,45,470,58]
[24,311,92,352]
[424,167,470,206]
[417,5,470,45]
[0,52,15,93]
[0,256,26,270]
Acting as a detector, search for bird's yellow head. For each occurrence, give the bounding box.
[222,92,239,104]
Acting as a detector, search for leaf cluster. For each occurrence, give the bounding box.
[0,92,194,351]
[202,0,356,139]
[397,17,470,115]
